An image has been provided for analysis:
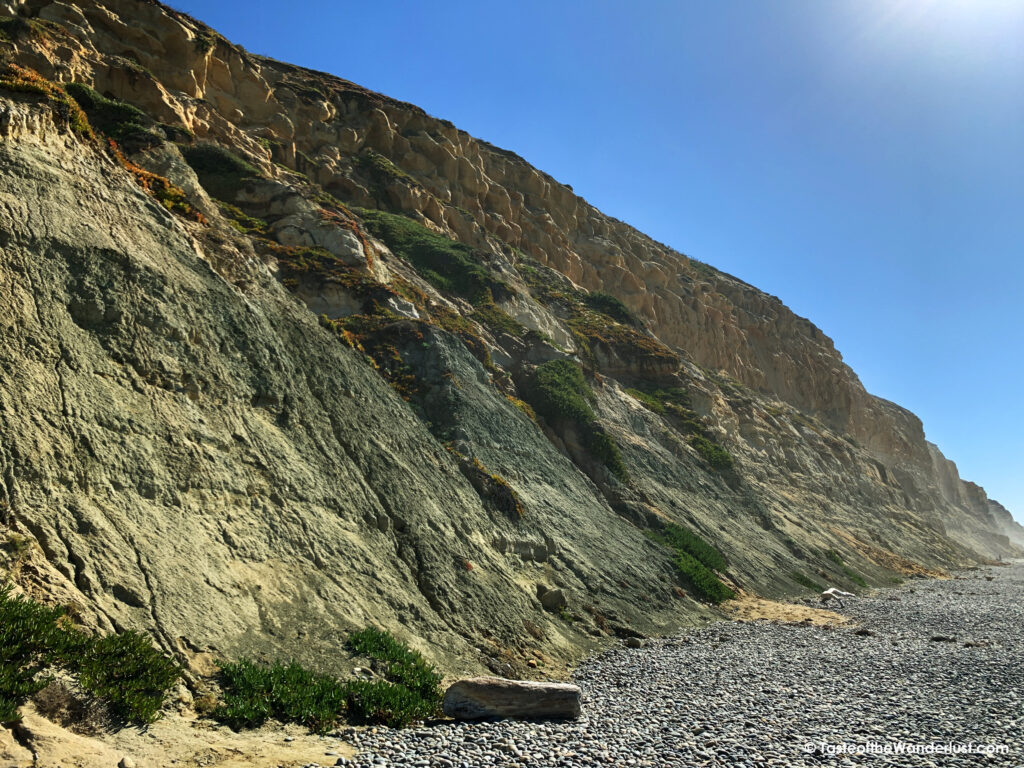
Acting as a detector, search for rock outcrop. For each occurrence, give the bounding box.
[0,0,1018,680]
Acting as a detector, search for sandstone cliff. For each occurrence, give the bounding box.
[0,0,1019,679]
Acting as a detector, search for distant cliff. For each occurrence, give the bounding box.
[0,0,1019,675]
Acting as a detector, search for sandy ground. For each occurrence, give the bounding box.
[1,705,355,768]
[722,592,850,627]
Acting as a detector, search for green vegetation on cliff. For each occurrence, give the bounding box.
[357,207,506,303]
[181,142,261,199]
[625,386,735,471]
[0,586,180,725]
[649,523,734,604]
[527,359,594,426]
[791,572,826,592]
[582,291,641,327]
[524,360,628,480]
[213,628,441,732]
[825,550,868,588]
[64,82,152,145]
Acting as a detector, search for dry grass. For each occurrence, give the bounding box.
[723,593,849,627]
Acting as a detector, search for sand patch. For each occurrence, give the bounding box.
[2,705,355,768]
[723,595,849,627]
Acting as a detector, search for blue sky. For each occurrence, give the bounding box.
[170,0,1023,522]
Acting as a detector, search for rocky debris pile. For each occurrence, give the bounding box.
[344,564,1023,767]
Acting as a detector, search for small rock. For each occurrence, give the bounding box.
[625,637,644,648]
[118,759,136,768]
[929,635,956,643]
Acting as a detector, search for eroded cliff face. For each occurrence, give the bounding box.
[0,0,1019,674]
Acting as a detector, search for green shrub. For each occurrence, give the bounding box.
[674,551,734,604]
[585,426,628,481]
[345,627,441,704]
[341,678,436,728]
[689,434,734,470]
[471,301,526,338]
[356,208,506,303]
[0,587,73,723]
[625,388,665,414]
[64,82,152,145]
[625,386,714,443]
[214,629,442,733]
[214,659,347,734]
[180,143,260,199]
[523,360,628,479]
[582,291,640,326]
[214,201,269,236]
[0,15,52,41]
[647,524,732,604]
[824,550,867,587]
[355,150,417,186]
[525,360,593,426]
[658,523,728,572]
[76,631,181,725]
[0,65,93,138]
[791,572,825,592]
[843,569,868,589]
[0,586,179,725]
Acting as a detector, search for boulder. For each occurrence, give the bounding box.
[442,677,582,720]
[538,587,567,612]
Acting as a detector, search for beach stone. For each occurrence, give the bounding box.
[442,677,582,720]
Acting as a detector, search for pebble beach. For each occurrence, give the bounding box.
[338,563,1023,767]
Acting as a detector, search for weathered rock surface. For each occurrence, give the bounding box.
[442,677,582,720]
[0,0,1019,681]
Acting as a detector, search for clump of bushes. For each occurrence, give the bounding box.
[582,291,640,327]
[624,386,691,416]
[0,15,60,43]
[0,586,180,725]
[791,572,826,592]
[213,628,441,733]
[471,299,527,338]
[649,524,733,604]
[355,150,417,187]
[624,386,734,472]
[674,550,734,604]
[659,523,728,572]
[626,385,711,438]
[64,82,154,147]
[824,550,867,588]
[0,64,92,138]
[524,360,628,480]
[215,201,270,237]
[689,434,734,471]
[345,627,442,707]
[74,631,181,725]
[356,208,507,304]
[213,659,347,734]
[180,142,261,199]
[527,359,594,426]
[106,139,205,222]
